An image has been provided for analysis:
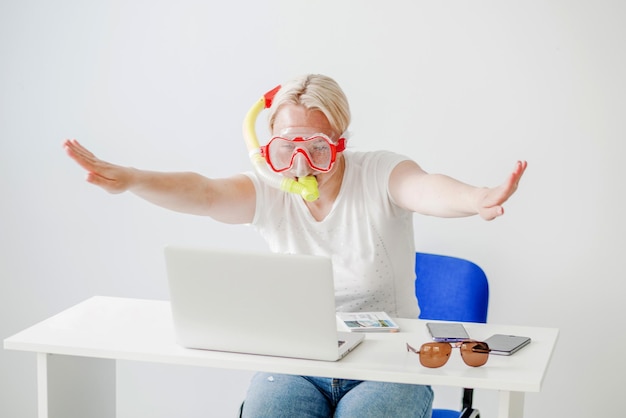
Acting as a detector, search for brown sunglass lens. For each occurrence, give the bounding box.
[419,343,452,368]
[460,341,489,367]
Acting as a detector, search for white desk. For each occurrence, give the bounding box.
[4,296,558,418]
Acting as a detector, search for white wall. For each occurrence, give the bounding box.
[1,0,624,417]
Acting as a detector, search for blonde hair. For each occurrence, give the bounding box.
[268,74,351,139]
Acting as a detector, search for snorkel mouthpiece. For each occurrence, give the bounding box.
[243,86,320,202]
[284,175,319,202]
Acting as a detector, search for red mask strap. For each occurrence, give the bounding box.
[335,138,346,152]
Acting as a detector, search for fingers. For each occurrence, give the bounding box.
[64,139,96,164]
[64,139,90,166]
[501,160,527,198]
[510,160,528,188]
[479,203,504,221]
[63,139,111,176]
[480,161,527,220]
[85,171,119,192]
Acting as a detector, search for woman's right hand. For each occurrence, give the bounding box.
[63,139,134,194]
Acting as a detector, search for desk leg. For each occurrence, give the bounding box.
[37,353,116,418]
[497,391,525,418]
[37,353,48,418]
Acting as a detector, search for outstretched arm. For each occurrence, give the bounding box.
[389,159,527,220]
[63,139,256,224]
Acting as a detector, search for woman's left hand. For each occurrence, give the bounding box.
[476,160,528,220]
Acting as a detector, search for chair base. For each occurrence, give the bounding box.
[460,408,481,418]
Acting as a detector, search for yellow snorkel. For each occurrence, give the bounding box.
[243,86,320,202]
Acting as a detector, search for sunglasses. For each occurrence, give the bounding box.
[406,340,491,368]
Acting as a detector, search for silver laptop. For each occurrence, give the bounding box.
[164,246,364,361]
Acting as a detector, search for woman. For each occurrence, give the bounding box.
[64,74,526,417]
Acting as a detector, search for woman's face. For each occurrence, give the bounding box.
[271,104,341,180]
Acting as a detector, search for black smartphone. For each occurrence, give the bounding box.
[426,322,470,342]
[484,334,531,356]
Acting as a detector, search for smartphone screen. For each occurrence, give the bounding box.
[484,334,531,355]
[426,322,470,342]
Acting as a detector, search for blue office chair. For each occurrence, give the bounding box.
[414,252,489,418]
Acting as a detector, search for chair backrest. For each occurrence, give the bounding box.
[414,252,489,323]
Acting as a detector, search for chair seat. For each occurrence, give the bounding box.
[433,409,460,418]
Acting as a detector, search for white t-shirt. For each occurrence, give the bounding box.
[246,150,419,318]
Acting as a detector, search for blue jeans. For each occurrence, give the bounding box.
[241,373,433,418]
